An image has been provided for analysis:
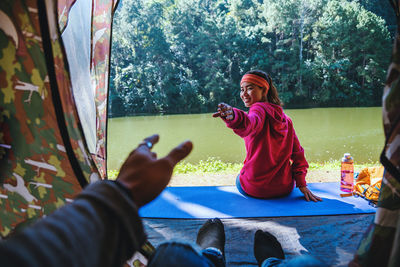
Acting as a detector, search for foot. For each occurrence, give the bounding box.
[196,218,225,255]
[254,230,285,266]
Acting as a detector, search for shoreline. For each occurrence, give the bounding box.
[108,162,380,186]
[169,169,342,187]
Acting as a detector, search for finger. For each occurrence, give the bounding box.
[307,189,322,202]
[314,195,322,202]
[304,192,310,201]
[164,140,193,166]
[138,134,159,150]
[309,194,318,202]
[144,134,159,147]
[219,103,229,111]
[212,112,221,118]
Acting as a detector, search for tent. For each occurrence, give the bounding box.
[0,0,399,266]
[0,0,116,236]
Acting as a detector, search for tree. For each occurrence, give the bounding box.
[109,0,392,115]
[311,0,391,106]
[359,0,397,37]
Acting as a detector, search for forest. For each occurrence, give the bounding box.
[109,0,395,116]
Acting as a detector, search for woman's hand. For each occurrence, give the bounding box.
[212,102,234,120]
[117,134,193,207]
[299,186,322,202]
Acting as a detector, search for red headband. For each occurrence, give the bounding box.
[240,74,270,92]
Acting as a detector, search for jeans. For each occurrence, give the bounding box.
[148,241,225,267]
[236,174,250,197]
[261,255,326,267]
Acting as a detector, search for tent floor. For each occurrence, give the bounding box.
[143,214,373,266]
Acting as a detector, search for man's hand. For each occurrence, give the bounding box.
[299,186,322,202]
[212,102,234,120]
[117,134,193,207]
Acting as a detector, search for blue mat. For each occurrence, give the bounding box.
[139,182,376,219]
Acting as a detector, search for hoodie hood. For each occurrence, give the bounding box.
[251,102,288,135]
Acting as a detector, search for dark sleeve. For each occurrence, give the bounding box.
[0,180,146,267]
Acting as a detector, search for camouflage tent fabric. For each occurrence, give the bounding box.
[57,0,76,33]
[351,1,400,266]
[0,0,116,237]
[57,0,118,178]
[89,0,119,178]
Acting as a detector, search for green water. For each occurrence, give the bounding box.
[107,107,384,171]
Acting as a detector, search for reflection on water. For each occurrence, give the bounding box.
[107,107,384,170]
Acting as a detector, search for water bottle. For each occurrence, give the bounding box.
[340,153,354,192]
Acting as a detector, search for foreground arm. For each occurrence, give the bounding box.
[0,134,193,267]
[0,181,145,267]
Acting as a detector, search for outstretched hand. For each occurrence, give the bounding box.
[212,102,234,120]
[117,134,193,207]
[299,186,322,202]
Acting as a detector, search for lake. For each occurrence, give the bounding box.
[107,107,384,171]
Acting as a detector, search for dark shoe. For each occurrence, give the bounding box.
[196,218,225,255]
[254,230,285,266]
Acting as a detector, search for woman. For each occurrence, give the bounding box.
[213,70,321,202]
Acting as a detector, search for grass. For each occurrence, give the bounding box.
[308,160,380,171]
[107,158,381,179]
[173,157,243,174]
[107,157,242,179]
[107,169,119,179]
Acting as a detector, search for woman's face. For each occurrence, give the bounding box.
[240,81,266,107]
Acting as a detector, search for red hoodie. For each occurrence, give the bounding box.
[225,102,308,198]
